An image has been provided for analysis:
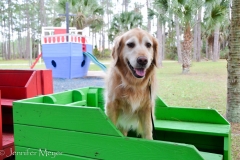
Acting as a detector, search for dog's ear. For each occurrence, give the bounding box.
[112,36,123,66]
[152,37,159,67]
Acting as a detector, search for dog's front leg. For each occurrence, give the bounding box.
[106,101,129,136]
[138,107,153,140]
[106,101,119,125]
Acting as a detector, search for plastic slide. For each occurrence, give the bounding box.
[83,52,107,72]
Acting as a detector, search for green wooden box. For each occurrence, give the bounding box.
[13,87,230,160]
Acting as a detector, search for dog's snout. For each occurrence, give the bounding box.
[137,56,148,66]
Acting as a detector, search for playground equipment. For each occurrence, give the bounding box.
[41,27,106,79]
[0,69,53,160]
[30,53,42,69]
[13,87,230,160]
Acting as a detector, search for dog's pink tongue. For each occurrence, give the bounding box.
[135,68,146,77]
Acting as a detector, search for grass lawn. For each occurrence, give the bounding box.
[156,60,239,160]
[0,59,239,159]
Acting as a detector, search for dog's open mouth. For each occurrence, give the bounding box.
[127,61,146,78]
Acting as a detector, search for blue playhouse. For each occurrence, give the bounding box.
[41,27,106,79]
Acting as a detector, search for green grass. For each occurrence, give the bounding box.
[156,60,239,160]
[0,59,239,159]
[157,61,227,115]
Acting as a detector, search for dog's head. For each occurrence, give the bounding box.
[112,28,159,79]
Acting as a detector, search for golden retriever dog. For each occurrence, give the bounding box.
[105,28,159,140]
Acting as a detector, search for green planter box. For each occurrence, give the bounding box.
[13,87,230,160]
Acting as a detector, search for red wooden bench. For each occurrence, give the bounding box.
[0,69,53,159]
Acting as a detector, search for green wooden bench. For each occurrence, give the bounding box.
[154,98,230,160]
[13,87,229,160]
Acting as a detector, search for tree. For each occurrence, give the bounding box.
[173,0,198,73]
[55,0,104,30]
[148,0,169,67]
[175,14,182,63]
[146,0,152,32]
[193,3,202,62]
[122,0,130,12]
[203,0,229,61]
[108,11,143,42]
[226,0,240,122]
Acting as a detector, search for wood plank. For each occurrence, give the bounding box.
[155,107,229,124]
[42,88,88,105]
[154,120,230,136]
[154,130,224,154]
[15,147,97,160]
[0,72,32,87]
[14,124,214,160]
[44,92,73,104]
[13,102,122,137]
[199,152,223,160]
[96,87,104,111]
[87,88,98,107]
[2,133,14,149]
[0,87,27,99]
[66,100,86,106]
[155,96,168,107]
[1,99,15,107]
[39,70,53,95]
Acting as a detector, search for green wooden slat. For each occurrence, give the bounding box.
[87,88,98,107]
[43,95,56,104]
[97,87,105,111]
[199,152,223,160]
[224,137,231,160]
[155,107,229,124]
[15,146,96,160]
[66,100,86,106]
[46,91,73,104]
[72,90,84,102]
[41,88,89,105]
[13,103,122,137]
[155,96,168,107]
[154,120,230,136]
[154,130,224,154]
[14,124,217,160]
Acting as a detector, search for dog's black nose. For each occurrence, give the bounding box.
[137,56,148,66]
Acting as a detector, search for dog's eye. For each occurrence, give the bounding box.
[146,42,152,48]
[127,42,135,48]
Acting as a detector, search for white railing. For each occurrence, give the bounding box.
[42,34,90,44]
[41,27,91,44]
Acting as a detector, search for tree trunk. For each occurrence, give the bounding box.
[208,43,213,60]
[205,38,208,59]
[107,0,111,49]
[25,1,31,63]
[40,0,46,27]
[175,16,182,63]
[162,23,165,60]
[122,0,128,12]
[193,15,198,61]
[146,0,151,32]
[196,7,202,62]
[226,0,240,122]
[157,19,163,67]
[102,32,105,52]
[213,25,220,62]
[7,0,11,60]
[182,24,192,74]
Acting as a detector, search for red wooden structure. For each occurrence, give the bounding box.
[0,69,53,159]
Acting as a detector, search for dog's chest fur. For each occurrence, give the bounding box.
[114,87,149,131]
